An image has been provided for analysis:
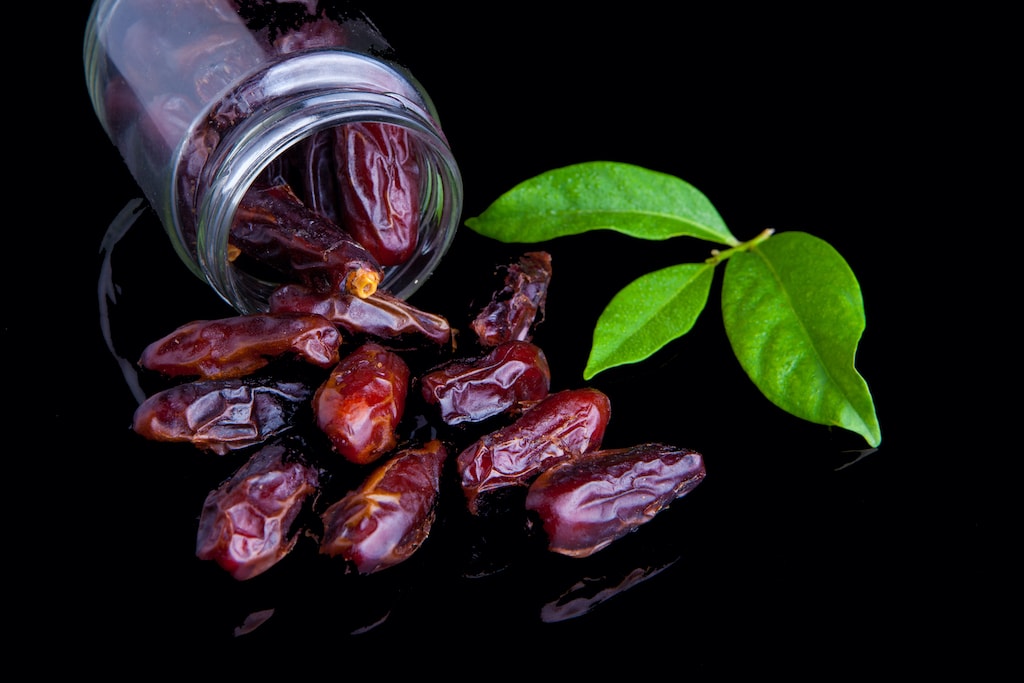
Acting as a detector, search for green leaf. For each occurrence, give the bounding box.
[584,262,715,379]
[465,161,738,246]
[721,231,881,447]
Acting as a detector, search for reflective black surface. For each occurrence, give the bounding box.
[24,4,1006,677]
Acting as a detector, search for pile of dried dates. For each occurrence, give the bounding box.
[131,155,707,582]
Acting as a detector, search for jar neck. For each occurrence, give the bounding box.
[173,52,461,313]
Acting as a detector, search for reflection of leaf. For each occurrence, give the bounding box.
[584,263,715,379]
[721,232,881,447]
[465,161,738,246]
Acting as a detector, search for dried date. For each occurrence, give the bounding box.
[313,341,410,464]
[320,439,448,574]
[419,340,551,425]
[525,443,706,558]
[335,122,421,266]
[471,251,552,346]
[269,283,451,346]
[139,312,341,380]
[456,387,611,514]
[132,377,312,455]
[230,182,384,298]
[195,439,320,580]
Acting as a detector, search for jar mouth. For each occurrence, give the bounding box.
[174,54,462,314]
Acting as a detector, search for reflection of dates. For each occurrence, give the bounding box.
[456,387,611,514]
[420,340,551,425]
[195,439,320,581]
[320,439,448,575]
[313,342,409,464]
[269,283,451,346]
[132,377,312,455]
[139,312,341,380]
[272,11,351,55]
[540,559,678,623]
[292,130,341,225]
[525,443,706,558]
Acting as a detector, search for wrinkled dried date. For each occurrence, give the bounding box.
[525,443,706,558]
[320,439,448,575]
[132,377,312,455]
[456,387,612,514]
[313,341,409,465]
[471,251,552,346]
[269,283,451,346]
[420,340,551,426]
[335,122,421,267]
[139,312,341,380]
[230,182,384,298]
[195,439,320,580]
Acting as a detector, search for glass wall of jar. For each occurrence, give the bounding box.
[85,0,462,313]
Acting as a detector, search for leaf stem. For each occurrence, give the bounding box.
[705,228,775,265]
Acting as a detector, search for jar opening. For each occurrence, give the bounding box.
[174,55,462,313]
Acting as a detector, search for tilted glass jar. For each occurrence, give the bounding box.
[84,0,462,313]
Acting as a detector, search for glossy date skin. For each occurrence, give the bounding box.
[335,122,421,267]
[456,387,611,514]
[313,341,410,465]
[419,340,551,426]
[132,377,312,455]
[269,283,451,346]
[320,439,448,575]
[525,443,706,558]
[139,312,341,380]
[230,182,384,298]
[471,251,552,346]
[195,439,320,581]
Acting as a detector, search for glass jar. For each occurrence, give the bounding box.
[84,0,462,314]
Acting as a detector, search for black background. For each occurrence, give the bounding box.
[16,2,1009,677]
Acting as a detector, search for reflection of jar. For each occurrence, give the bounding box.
[84,0,462,314]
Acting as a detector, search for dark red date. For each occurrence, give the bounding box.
[525,443,706,558]
[335,122,421,266]
[456,387,611,514]
[139,312,341,380]
[230,182,384,298]
[269,283,451,346]
[313,341,410,464]
[320,439,448,574]
[420,340,551,425]
[471,251,552,346]
[195,439,320,580]
[132,377,312,455]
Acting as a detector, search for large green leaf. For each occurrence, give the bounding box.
[721,231,881,447]
[465,161,738,246]
[584,262,716,379]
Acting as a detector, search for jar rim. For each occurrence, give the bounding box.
[178,84,462,313]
